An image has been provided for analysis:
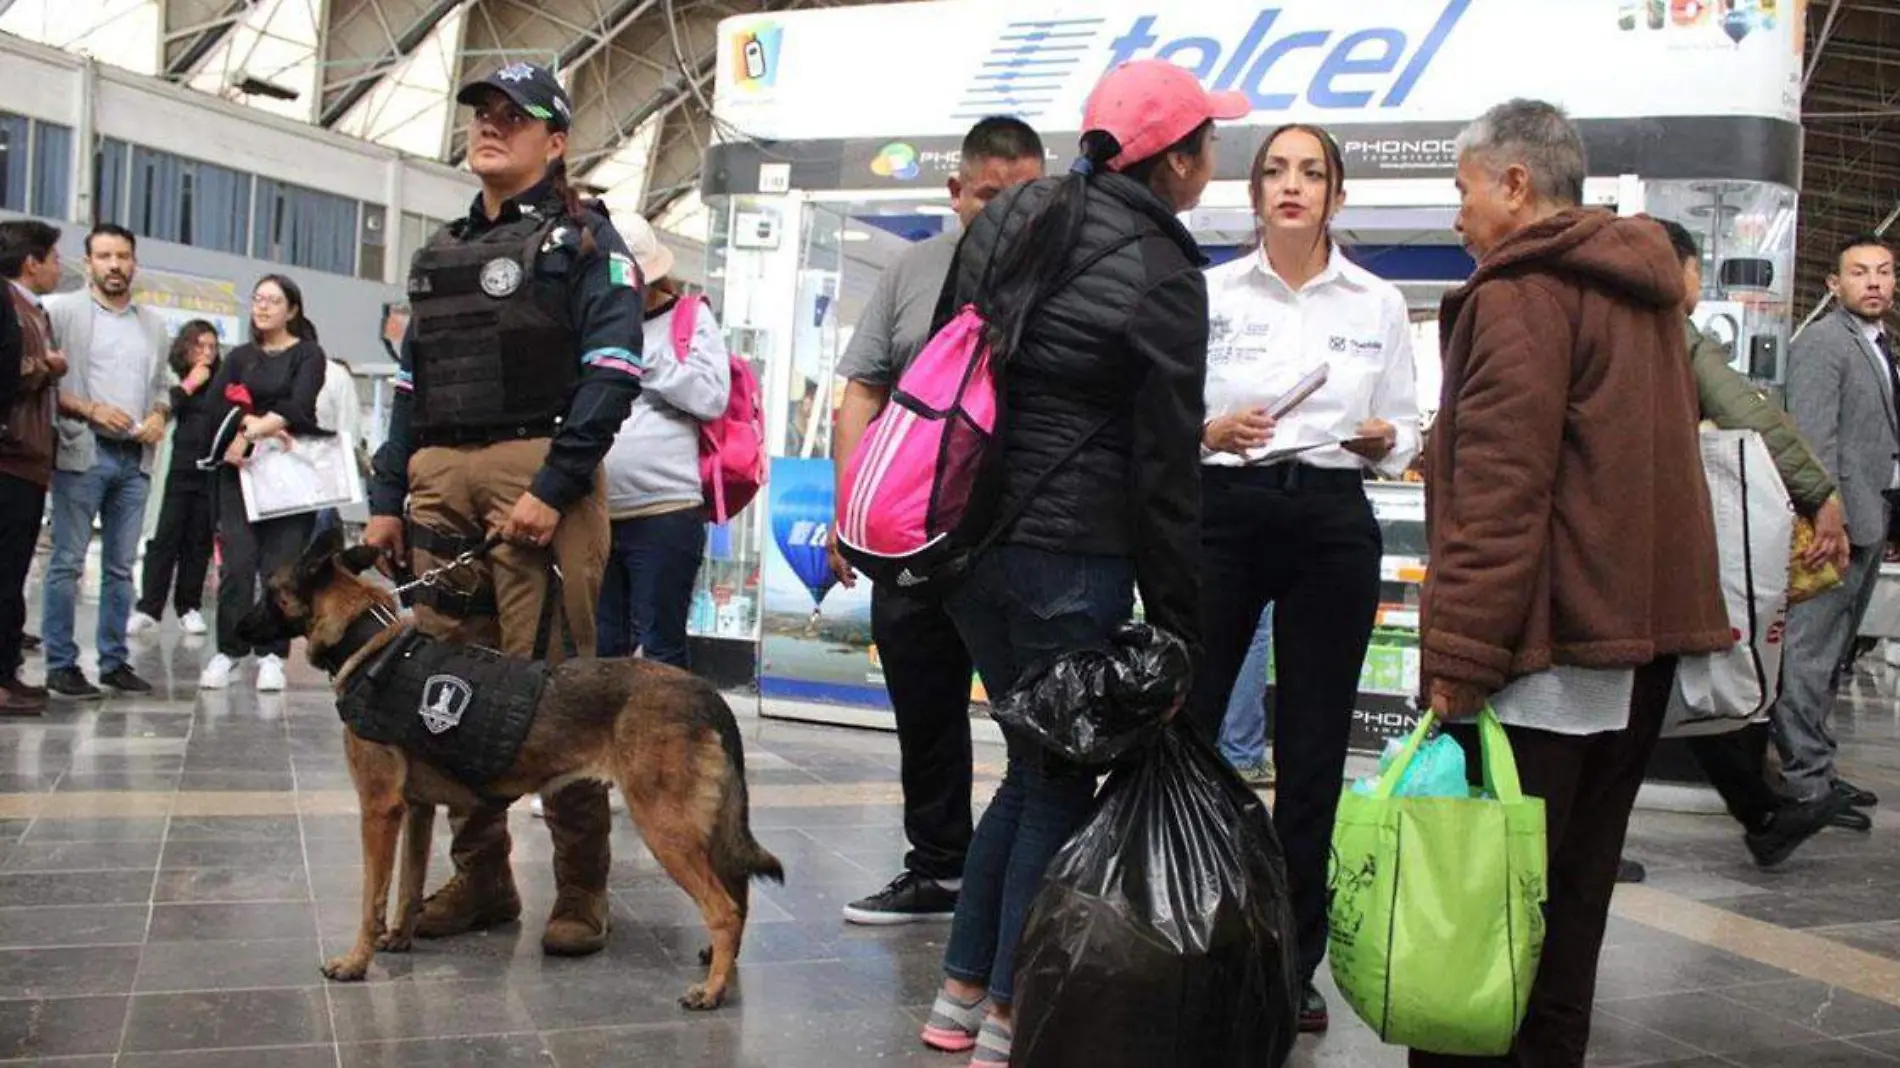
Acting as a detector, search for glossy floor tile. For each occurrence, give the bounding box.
[7,573,1900,1064]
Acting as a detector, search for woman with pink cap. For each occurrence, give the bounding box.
[916,60,1248,1065]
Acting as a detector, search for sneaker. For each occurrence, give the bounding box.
[255,654,286,693]
[1748,792,1852,868]
[126,611,160,637]
[2,676,47,704]
[1299,982,1329,1033]
[0,688,43,717]
[1615,858,1647,884]
[100,666,153,694]
[842,871,958,926]
[1835,779,1879,808]
[198,654,236,690]
[1236,760,1277,788]
[180,610,209,636]
[45,667,102,700]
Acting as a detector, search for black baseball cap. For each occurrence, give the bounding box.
[457,62,572,131]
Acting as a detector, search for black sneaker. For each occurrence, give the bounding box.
[841,871,958,926]
[45,668,102,700]
[1830,806,1873,832]
[1835,780,1879,808]
[1615,858,1647,884]
[1299,983,1329,1033]
[100,666,153,694]
[1747,792,1851,868]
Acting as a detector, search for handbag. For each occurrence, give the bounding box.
[1328,709,1547,1056]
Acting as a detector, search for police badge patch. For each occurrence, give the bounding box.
[480,257,523,297]
[419,674,473,734]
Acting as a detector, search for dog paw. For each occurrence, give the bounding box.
[376,933,413,953]
[321,956,370,982]
[679,984,725,1011]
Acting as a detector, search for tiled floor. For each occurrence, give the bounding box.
[8,587,1900,1065]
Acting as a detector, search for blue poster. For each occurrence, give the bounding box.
[759,457,885,706]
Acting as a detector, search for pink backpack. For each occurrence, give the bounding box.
[672,296,766,524]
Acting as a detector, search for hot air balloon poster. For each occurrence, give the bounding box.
[759,457,885,706]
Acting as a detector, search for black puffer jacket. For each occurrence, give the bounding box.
[950,172,1208,649]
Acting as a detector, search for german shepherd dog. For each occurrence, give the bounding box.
[236,528,784,1009]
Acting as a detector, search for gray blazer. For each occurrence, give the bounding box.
[42,291,173,476]
[1787,306,1900,547]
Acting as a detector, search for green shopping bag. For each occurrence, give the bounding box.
[1327,709,1547,1055]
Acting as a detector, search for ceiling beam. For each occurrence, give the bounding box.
[163,0,253,78]
[1804,0,1846,92]
[318,0,463,126]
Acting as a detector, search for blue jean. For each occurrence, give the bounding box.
[595,509,707,669]
[1219,605,1274,768]
[943,545,1134,1006]
[45,444,151,674]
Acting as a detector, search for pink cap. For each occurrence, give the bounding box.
[1082,59,1252,171]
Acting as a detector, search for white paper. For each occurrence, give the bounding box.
[238,434,364,522]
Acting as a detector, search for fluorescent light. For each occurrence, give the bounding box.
[841,229,872,242]
[917,204,957,216]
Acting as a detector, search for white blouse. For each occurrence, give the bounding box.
[1202,248,1421,478]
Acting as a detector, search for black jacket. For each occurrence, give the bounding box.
[166,366,226,474]
[950,172,1208,649]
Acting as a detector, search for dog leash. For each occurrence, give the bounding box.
[390,531,505,598]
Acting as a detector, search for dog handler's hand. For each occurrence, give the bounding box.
[363,516,406,578]
[501,491,561,548]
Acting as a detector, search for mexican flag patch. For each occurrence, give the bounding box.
[608,253,639,289]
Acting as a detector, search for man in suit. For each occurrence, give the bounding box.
[1776,233,1897,829]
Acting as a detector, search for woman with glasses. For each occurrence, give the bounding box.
[362,62,647,961]
[198,276,328,692]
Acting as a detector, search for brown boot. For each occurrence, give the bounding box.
[416,802,521,939]
[541,780,612,956]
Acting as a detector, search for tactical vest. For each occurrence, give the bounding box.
[407,211,579,446]
[335,627,546,791]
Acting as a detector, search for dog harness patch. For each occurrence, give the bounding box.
[419,675,472,734]
[336,628,547,791]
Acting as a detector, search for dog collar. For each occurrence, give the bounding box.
[314,603,403,676]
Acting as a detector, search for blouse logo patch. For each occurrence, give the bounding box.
[481,257,524,298]
[419,675,472,734]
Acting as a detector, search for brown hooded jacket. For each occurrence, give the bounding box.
[1422,209,1731,697]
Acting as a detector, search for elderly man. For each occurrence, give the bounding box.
[1417,99,1729,1066]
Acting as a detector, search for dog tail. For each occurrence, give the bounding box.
[701,691,786,906]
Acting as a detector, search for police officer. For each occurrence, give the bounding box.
[364,62,645,957]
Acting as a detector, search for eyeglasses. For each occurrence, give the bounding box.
[252,294,288,308]
[471,103,534,132]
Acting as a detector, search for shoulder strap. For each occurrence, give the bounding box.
[672,295,700,363]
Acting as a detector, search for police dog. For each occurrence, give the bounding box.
[236,528,784,1009]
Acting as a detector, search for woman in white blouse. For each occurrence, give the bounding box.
[1187,123,1420,1034]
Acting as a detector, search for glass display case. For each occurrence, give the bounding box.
[1644,180,1799,385]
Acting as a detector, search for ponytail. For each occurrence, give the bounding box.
[979,130,1122,368]
[547,156,585,220]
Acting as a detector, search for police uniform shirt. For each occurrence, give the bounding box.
[1201,247,1420,478]
[371,178,646,516]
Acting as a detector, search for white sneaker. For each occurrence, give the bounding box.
[180,610,208,636]
[127,612,159,637]
[255,654,286,693]
[198,654,236,690]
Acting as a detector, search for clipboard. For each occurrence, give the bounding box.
[1266,363,1329,420]
[1243,434,1384,467]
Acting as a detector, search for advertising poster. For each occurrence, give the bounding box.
[759,457,987,708]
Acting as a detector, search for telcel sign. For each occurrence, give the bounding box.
[1100,0,1469,112]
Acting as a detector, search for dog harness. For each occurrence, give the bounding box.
[330,621,548,792]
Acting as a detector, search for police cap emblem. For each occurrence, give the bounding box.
[419,674,472,734]
[480,257,523,298]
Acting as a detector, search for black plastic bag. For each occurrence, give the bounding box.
[1012,723,1299,1068]
[989,621,1192,768]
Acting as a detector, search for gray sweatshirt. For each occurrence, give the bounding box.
[603,299,731,518]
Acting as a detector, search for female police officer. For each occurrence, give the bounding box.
[364,62,645,957]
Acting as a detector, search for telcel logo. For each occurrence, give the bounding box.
[1104,0,1470,111]
[732,21,783,92]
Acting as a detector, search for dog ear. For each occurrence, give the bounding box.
[296,526,347,586]
[337,544,383,575]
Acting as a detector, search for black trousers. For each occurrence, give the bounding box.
[1687,723,1779,832]
[1414,658,1677,1068]
[0,473,45,678]
[1186,464,1383,983]
[872,581,975,882]
[138,471,214,619]
[215,470,313,659]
